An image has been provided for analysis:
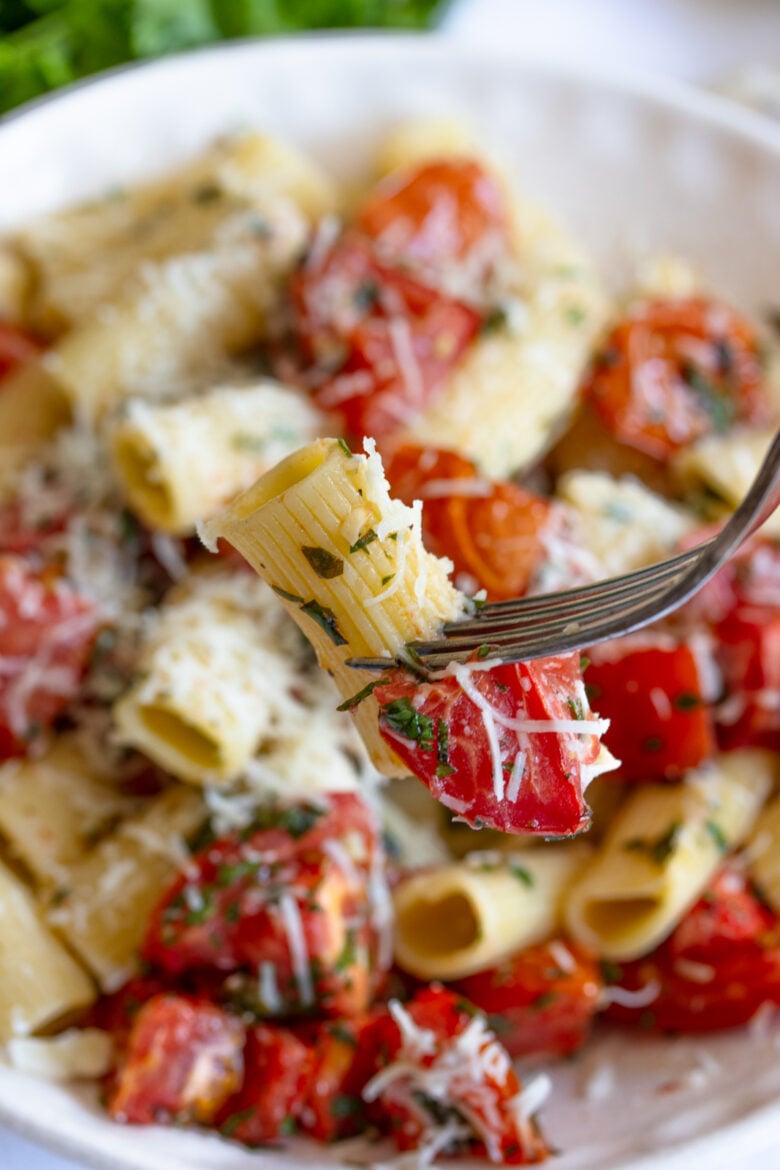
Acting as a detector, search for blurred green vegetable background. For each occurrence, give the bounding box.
[0,0,446,116]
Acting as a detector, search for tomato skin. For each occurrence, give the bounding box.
[0,321,41,380]
[375,655,602,837]
[356,159,507,278]
[604,866,780,1034]
[0,555,99,759]
[367,986,550,1164]
[583,297,768,461]
[143,793,384,1017]
[585,637,717,782]
[291,234,481,439]
[299,1013,387,1141]
[383,442,554,599]
[453,939,602,1059]
[216,1024,313,1145]
[707,541,780,750]
[107,995,245,1125]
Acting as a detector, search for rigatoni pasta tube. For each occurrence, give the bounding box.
[46,785,205,992]
[110,379,325,534]
[16,132,337,335]
[42,203,310,422]
[377,125,611,477]
[201,438,465,777]
[672,425,780,538]
[747,794,780,913]
[113,569,303,786]
[565,749,776,961]
[393,845,590,981]
[0,361,70,501]
[0,857,94,1041]
[0,734,142,889]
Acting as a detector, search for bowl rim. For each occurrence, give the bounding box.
[1,29,780,1170]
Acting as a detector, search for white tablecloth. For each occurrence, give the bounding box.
[2,0,779,1166]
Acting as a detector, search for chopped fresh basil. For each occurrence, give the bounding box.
[380,696,435,751]
[272,585,304,604]
[299,599,347,645]
[337,438,353,457]
[349,528,378,554]
[337,678,390,712]
[510,863,535,888]
[624,821,682,865]
[301,545,344,579]
[704,819,728,854]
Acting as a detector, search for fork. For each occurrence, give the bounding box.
[348,427,780,673]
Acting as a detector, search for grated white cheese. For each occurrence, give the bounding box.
[278,893,314,1008]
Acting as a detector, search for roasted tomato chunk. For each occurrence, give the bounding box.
[604,866,780,1033]
[453,938,602,1058]
[365,986,550,1163]
[0,555,99,758]
[583,297,768,461]
[585,636,717,781]
[217,1023,313,1145]
[291,234,480,439]
[384,442,555,599]
[356,158,507,283]
[143,793,386,1017]
[108,995,244,1125]
[376,654,610,836]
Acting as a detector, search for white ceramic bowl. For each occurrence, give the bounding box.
[2,34,780,1170]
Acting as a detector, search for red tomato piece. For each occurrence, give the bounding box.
[375,655,606,836]
[604,866,780,1033]
[366,986,550,1164]
[0,499,69,555]
[453,938,602,1058]
[583,297,768,461]
[0,321,41,380]
[0,555,99,759]
[383,442,555,599]
[291,234,481,439]
[585,636,717,781]
[216,1023,313,1145]
[707,540,780,750]
[356,159,507,279]
[143,793,385,1017]
[299,1014,387,1141]
[107,995,245,1125]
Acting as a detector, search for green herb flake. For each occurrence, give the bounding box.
[704,819,729,854]
[380,697,435,751]
[599,960,623,984]
[565,304,587,326]
[674,692,701,711]
[337,438,353,457]
[220,1107,256,1137]
[480,305,508,335]
[299,599,347,645]
[334,928,358,973]
[566,696,586,720]
[278,803,326,840]
[301,545,344,579]
[216,860,258,886]
[337,678,390,712]
[532,991,558,1011]
[349,528,378,554]
[327,1021,358,1047]
[272,585,304,604]
[477,643,493,659]
[510,863,535,888]
[624,821,682,866]
[681,362,735,433]
[183,888,215,926]
[579,655,591,672]
[279,1115,297,1137]
[381,573,395,586]
[330,1094,361,1120]
[231,432,267,455]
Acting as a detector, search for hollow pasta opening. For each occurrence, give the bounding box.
[397,891,480,958]
[139,705,222,772]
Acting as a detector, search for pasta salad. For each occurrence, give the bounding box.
[0,119,779,1167]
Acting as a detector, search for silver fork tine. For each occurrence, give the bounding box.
[439,543,708,632]
[347,427,780,672]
